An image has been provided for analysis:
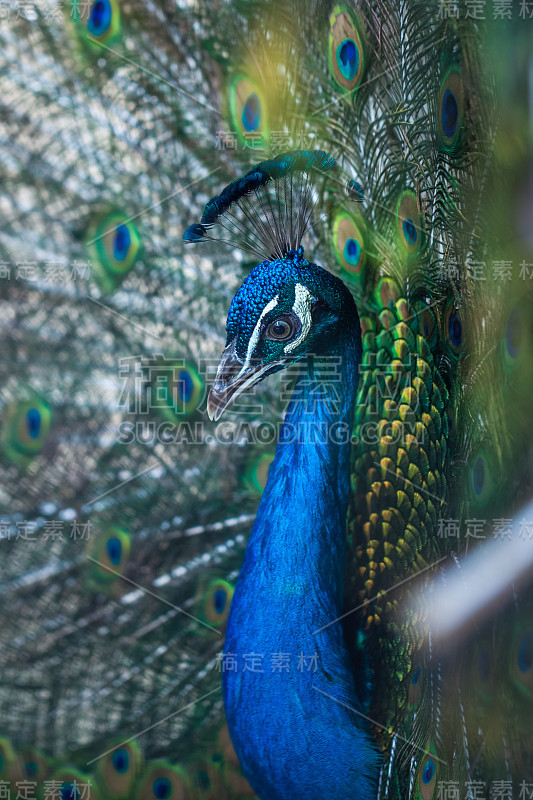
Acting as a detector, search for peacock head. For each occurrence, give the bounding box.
[207,247,359,421]
[182,149,361,420]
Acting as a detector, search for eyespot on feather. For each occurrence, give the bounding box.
[96,740,143,797]
[134,761,190,800]
[328,6,365,92]
[72,0,121,47]
[1,397,52,464]
[228,75,269,148]
[438,65,465,153]
[88,212,142,293]
[417,748,437,800]
[396,191,423,257]
[332,212,367,285]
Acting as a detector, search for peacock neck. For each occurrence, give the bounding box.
[243,326,358,603]
[223,321,380,800]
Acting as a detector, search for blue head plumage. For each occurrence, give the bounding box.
[207,248,360,419]
[226,248,356,357]
[215,241,362,434]
[208,246,360,419]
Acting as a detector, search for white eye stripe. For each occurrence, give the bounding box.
[237,295,279,378]
[284,283,314,354]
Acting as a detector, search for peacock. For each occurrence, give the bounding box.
[0,0,532,799]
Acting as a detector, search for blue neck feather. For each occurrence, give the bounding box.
[223,319,380,800]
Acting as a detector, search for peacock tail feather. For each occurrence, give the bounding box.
[1,0,532,798]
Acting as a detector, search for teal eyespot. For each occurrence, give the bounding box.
[87,527,131,588]
[517,633,533,674]
[329,6,365,91]
[332,212,366,285]
[345,237,361,265]
[88,212,142,293]
[422,758,435,784]
[88,0,112,36]
[60,782,80,800]
[97,740,142,797]
[152,361,204,422]
[201,579,234,628]
[501,305,527,372]
[448,310,462,348]
[113,223,131,260]
[1,398,52,464]
[242,93,261,131]
[153,777,172,799]
[512,626,533,696]
[111,748,129,773]
[337,39,359,81]
[396,191,423,256]
[72,0,121,46]
[228,75,268,147]
[444,298,464,356]
[26,407,41,438]
[417,750,437,800]
[19,748,50,784]
[438,66,464,153]
[133,761,189,800]
[178,369,194,404]
[106,536,122,566]
[214,588,227,614]
[442,89,458,138]
[468,451,492,509]
[197,770,210,791]
[403,218,417,246]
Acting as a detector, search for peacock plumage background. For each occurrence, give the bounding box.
[1,0,533,798]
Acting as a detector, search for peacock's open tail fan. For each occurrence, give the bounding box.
[1,0,532,799]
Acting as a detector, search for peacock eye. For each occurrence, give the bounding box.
[266,318,293,340]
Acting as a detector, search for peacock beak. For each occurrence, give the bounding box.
[207,339,282,422]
